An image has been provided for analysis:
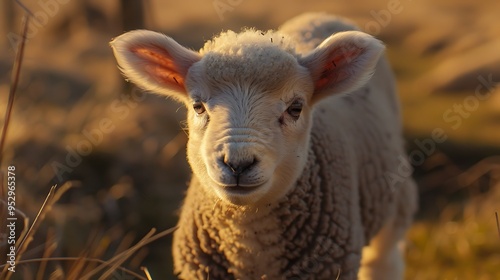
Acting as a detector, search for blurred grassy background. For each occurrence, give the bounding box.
[0,0,499,279]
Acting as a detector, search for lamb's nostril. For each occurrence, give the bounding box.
[223,157,257,176]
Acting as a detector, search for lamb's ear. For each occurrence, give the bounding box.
[110,30,201,103]
[299,31,384,103]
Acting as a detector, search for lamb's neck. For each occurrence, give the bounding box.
[180,176,287,279]
[177,130,360,279]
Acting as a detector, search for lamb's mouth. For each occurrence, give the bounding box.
[221,184,262,195]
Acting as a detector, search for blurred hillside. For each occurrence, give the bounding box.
[0,0,499,279]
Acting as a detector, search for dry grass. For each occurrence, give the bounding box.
[406,157,500,280]
[0,3,176,279]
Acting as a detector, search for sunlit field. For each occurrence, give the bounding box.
[0,0,499,279]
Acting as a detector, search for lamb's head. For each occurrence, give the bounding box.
[111,29,384,205]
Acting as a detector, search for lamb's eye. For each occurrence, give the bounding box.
[287,101,303,119]
[193,101,206,114]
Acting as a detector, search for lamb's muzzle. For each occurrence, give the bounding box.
[206,128,273,201]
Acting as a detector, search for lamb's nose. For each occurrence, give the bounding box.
[223,157,257,176]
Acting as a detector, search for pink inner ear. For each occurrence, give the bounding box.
[315,47,362,90]
[131,46,185,90]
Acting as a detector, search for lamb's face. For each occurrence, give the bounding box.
[111,28,384,206]
[184,49,315,205]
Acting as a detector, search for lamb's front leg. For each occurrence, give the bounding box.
[358,218,406,280]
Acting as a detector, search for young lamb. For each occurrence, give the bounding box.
[111,12,417,280]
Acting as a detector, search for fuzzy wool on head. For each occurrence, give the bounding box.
[198,29,301,93]
[200,29,297,55]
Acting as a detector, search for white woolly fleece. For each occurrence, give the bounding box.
[200,29,297,55]
[110,12,418,280]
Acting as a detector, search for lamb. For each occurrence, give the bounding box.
[110,12,418,280]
